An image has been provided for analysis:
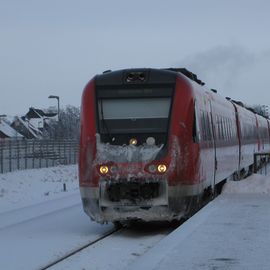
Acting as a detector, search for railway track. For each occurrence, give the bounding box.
[40,227,120,270]
[40,222,175,270]
[40,195,220,270]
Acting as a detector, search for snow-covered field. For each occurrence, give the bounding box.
[1,166,270,270]
[0,165,79,213]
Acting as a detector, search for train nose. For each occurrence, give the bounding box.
[99,177,168,206]
[106,180,160,202]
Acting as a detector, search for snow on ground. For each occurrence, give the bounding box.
[1,167,270,270]
[51,224,171,270]
[0,165,171,270]
[126,173,270,270]
[222,173,270,194]
[0,165,114,270]
[0,201,113,270]
[0,165,79,213]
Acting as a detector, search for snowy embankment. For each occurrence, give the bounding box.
[0,165,79,213]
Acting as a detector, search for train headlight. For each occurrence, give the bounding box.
[129,138,137,146]
[99,165,109,175]
[148,164,157,173]
[157,164,167,173]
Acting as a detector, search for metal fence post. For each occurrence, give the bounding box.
[9,140,12,172]
[39,140,42,168]
[24,139,27,169]
[32,140,35,169]
[46,139,49,168]
[16,139,19,170]
[64,140,66,165]
[0,139,79,174]
[0,140,3,174]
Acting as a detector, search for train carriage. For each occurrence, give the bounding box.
[79,68,270,224]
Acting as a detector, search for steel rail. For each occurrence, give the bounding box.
[39,227,121,270]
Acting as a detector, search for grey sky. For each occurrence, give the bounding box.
[1,0,270,115]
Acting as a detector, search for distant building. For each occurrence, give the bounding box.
[25,107,57,131]
[11,116,42,139]
[0,117,23,139]
[1,107,58,140]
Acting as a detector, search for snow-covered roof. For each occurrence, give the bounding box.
[14,116,41,138]
[25,107,57,119]
[0,120,23,138]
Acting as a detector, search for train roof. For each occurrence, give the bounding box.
[98,68,205,86]
[164,68,205,86]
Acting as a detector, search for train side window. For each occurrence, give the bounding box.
[216,115,220,140]
[203,111,211,141]
[220,116,224,140]
[200,111,205,141]
[206,112,212,141]
[219,116,222,140]
[229,119,232,139]
[226,119,229,139]
[222,117,226,140]
[225,118,229,140]
[221,117,226,141]
[224,117,228,140]
[192,109,199,143]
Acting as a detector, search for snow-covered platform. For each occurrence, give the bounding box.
[129,174,270,270]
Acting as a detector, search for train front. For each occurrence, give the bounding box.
[79,68,196,224]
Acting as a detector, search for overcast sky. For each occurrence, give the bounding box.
[1,0,270,116]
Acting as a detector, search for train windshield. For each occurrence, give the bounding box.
[97,97,172,146]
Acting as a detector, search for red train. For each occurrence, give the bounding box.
[79,68,270,224]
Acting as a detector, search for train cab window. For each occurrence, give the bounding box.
[97,97,172,145]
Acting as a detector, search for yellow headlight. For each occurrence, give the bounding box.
[99,165,109,174]
[157,164,167,173]
[129,138,137,145]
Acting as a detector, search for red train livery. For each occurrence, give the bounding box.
[79,68,270,224]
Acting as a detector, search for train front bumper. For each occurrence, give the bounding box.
[80,179,192,223]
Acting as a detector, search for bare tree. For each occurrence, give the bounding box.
[251,104,269,118]
[45,105,80,139]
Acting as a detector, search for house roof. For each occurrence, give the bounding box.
[0,120,23,138]
[25,107,57,119]
[16,116,42,138]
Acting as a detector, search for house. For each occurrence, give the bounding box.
[11,116,42,139]
[0,117,24,139]
[2,108,58,140]
[25,107,58,131]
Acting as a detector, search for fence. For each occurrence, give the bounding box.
[0,139,79,174]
